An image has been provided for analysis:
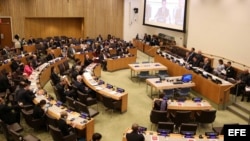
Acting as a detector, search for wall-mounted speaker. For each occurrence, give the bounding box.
[133,8,138,14]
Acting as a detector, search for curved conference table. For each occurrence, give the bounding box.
[82,63,128,113]
[30,57,94,141]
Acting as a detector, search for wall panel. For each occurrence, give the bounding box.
[0,0,123,40]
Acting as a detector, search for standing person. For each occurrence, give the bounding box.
[126,123,145,141]
[13,34,21,54]
[92,132,102,141]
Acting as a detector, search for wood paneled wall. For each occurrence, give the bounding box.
[25,18,83,39]
[0,0,124,39]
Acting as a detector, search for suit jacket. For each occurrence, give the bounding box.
[203,63,213,73]
[10,61,20,72]
[46,53,55,61]
[57,118,71,136]
[0,104,19,124]
[50,72,60,85]
[226,66,235,78]
[73,80,86,94]
[126,131,145,141]
[16,88,35,105]
[32,105,45,119]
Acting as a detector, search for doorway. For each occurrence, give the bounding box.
[0,17,12,48]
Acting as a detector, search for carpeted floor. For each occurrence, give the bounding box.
[0,50,248,141]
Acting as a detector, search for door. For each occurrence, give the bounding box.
[0,18,12,48]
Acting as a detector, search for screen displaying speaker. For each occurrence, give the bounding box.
[143,0,187,32]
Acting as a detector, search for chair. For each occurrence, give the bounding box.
[176,87,191,98]
[48,124,77,141]
[150,110,169,130]
[77,90,98,109]
[162,89,175,99]
[75,101,99,118]
[9,129,41,141]
[157,122,175,133]
[102,95,121,115]
[0,119,23,141]
[156,70,169,80]
[212,123,239,135]
[21,109,46,130]
[170,110,192,128]
[66,96,76,111]
[179,123,198,135]
[137,71,150,84]
[45,113,58,131]
[195,110,216,128]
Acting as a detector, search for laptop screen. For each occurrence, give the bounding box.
[181,74,192,83]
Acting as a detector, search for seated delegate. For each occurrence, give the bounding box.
[153,93,168,111]
[126,123,145,141]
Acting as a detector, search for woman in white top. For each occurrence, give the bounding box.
[13,34,21,54]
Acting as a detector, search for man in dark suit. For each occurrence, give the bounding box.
[202,58,213,73]
[186,48,196,63]
[57,111,75,136]
[46,50,55,61]
[73,75,96,97]
[56,78,76,103]
[16,82,35,106]
[32,99,46,120]
[84,54,93,67]
[225,61,235,79]
[0,98,20,124]
[126,123,145,141]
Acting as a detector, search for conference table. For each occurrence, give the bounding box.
[128,62,167,79]
[146,76,195,98]
[30,57,94,141]
[107,55,136,72]
[154,51,233,109]
[167,100,212,111]
[122,129,224,141]
[83,63,128,113]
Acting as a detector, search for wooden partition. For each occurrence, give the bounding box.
[25,18,84,38]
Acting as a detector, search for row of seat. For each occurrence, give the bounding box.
[150,110,217,131]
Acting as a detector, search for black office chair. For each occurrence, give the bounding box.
[195,110,217,128]
[77,90,98,110]
[21,109,46,131]
[48,124,77,141]
[9,129,41,141]
[162,89,175,99]
[75,101,99,118]
[137,71,150,84]
[102,95,121,116]
[0,119,23,141]
[150,110,169,130]
[170,110,192,128]
[156,70,169,80]
[66,96,76,111]
[176,87,191,98]
[157,122,175,133]
[179,123,198,135]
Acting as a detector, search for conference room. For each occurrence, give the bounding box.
[0,0,250,141]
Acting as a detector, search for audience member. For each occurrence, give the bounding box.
[10,57,23,72]
[50,66,61,85]
[55,77,76,103]
[16,82,35,106]
[92,132,102,141]
[46,50,55,61]
[33,99,46,119]
[23,61,34,76]
[235,69,249,96]
[225,61,235,79]
[153,93,168,111]
[186,48,196,63]
[57,111,75,136]
[0,98,20,124]
[73,75,96,98]
[202,58,213,73]
[126,123,145,141]
[213,59,225,75]
[84,54,93,67]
